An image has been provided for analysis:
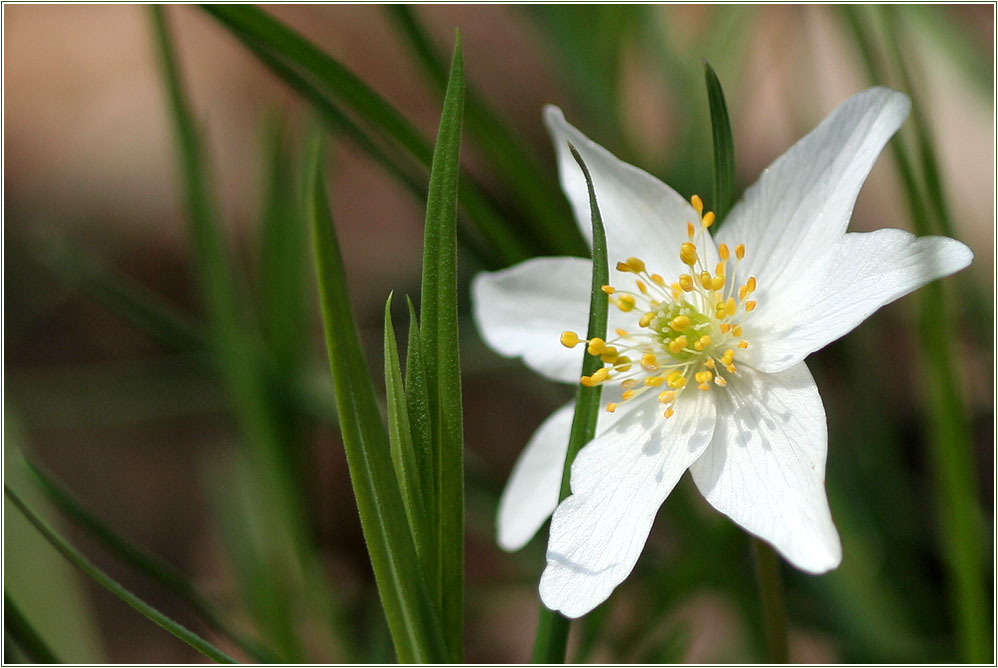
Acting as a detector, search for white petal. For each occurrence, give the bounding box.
[544,106,711,277]
[497,398,637,551]
[747,229,973,372]
[717,87,910,318]
[690,362,841,573]
[472,256,593,383]
[538,390,716,618]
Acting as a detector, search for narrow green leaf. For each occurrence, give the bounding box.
[24,459,276,662]
[416,37,466,662]
[386,6,584,258]
[4,593,61,663]
[532,144,610,663]
[200,4,533,266]
[384,293,430,567]
[4,486,238,664]
[307,138,447,663]
[703,60,736,225]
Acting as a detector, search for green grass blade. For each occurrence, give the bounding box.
[4,486,238,664]
[703,60,736,225]
[415,38,466,661]
[532,144,610,663]
[386,6,584,258]
[307,138,447,663]
[384,293,430,567]
[199,4,533,266]
[841,7,987,661]
[23,459,276,662]
[4,593,61,663]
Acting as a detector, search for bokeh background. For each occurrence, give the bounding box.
[4,4,993,663]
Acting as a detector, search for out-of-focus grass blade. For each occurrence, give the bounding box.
[405,296,437,568]
[200,4,533,267]
[384,293,430,565]
[906,5,991,97]
[24,459,276,662]
[531,144,610,663]
[841,7,987,662]
[703,60,736,225]
[5,593,61,663]
[415,38,466,662]
[307,138,447,663]
[4,486,238,664]
[386,6,584,258]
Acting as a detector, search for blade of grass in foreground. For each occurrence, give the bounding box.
[703,60,736,226]
[531,144,609,663]
[4,593,61,664]
[200,4,534,266]
[841,7,986,662]
[5,486,237,664]
[415,37,466,662]
[307,138,447,663]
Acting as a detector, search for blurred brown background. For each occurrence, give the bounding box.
[4,4,993,663]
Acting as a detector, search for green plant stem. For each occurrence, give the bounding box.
[4,592,61,663]
[531,145,609,664]
[5,486,238,664]
[752,539,788,663]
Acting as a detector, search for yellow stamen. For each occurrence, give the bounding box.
[744,300,757,312]
[638,312,655,328]
[650,273,665,286]
[714,375,728,387]
[687,221,695,239]
[587,338,606,355]
[735,244,745,259]
[719,323,731,334]
[694,335,712,351]
[668,335,688,355]
[664,407,675,419]
[601,285,615,295]
[601,347,619,363]
[615,261,631,273]
[616,295,636,312]
[615,356,632,372]
[592,368,609,383]
[710,275,725,291]
[645,375,665,387]
[738,340,749,349]
[747,276,756,292]
[641,353,659,370]
[621,379,638,390]
[607,403,617,413]
[658,390,676,404]
[616,328,629,337]
[701,211,715,228]
[679,274,695,292]
[671,315,691,331]
[621,389,636,401]
[561,331,581,348]
[680,242,698,266]
[627,257,646,273]
[719,243,730,260]
[691,194,704,215]
[732,325,742,337]
[668,375,688,389]
[700,271,712,287]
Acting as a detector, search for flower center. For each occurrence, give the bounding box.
[561,195,759,419]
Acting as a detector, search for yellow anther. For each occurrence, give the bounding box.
[627,257,646,273]
[616,295,636,312]
[607,403,617,413]
[715,262,725,276]
[668,335,688,355]
[687,221,695,239]
[641,353,659,371]
[616,261,632,273]
[703,358,716,369]
[664,407,675,419]
[650,273,665,286]
[715,302,728,318]
[701,211,715,228]
[580,375,595,387]
[738,285,749,301]
[699,271,712,287]
[746,276,757,292]
[726,363,737,374]
[710,275,725,291]
[671,315,691,331]
[691,194,704,214]
[671,284,682,299]
[694,335,712,351]
[679,274,695,292]
[719,243,730,260]
[592,367,610,383]
[744,300,757,312]
[587,337,606,355]
[560,331,581,348]
[600,347,619,363]
[665,369,682,384]
[732,325,743,337]
[738,340,749,349]
[725,297,736,315]
[621,378,638,390]
[616,328,629,337]
[639,312,656,328]
[645,375,666,387]
[601,285,616,295]
[635,280,648,295]
[695,370,713,384]
[719,323,731,334]
[722,349,735,365]
[735,244,745,259]
[668,375,688,389]
[658,390,676,404]
[621,389,636,401]
[714,375,728,387]
[680,242,698,266]
[615,356,632,372]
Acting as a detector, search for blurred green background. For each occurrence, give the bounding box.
[3,4,993,663]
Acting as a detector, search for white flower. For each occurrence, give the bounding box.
[472,87,973,618]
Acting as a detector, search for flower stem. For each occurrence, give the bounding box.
[752,538,788,662]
